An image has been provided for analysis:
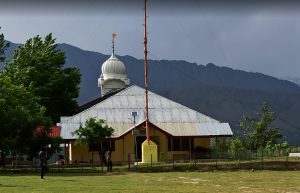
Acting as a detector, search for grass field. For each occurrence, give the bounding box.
[1,170,300,193]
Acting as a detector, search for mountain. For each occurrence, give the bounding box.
[2,42,300,146]
[282,77,300,87]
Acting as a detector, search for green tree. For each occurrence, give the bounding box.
[1,32,67,161]
[0,27,9,62]
[266,141,277,156]
[239,103,282,153]
[72,118,114,166]
[2,33,81,123]
[275,141,289,156]
[228,137,245,160]
[0,75,50,158]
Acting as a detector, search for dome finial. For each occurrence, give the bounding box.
[112,33,117,56]
[98,34,130,96]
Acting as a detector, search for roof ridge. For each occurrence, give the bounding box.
[75,88,126,114]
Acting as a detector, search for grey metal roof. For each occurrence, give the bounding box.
[60,85,233,139]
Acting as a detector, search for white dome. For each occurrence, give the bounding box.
[101,53,126,75]
[99,52,130,96]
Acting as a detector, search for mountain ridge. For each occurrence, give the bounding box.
[2,41,300,145]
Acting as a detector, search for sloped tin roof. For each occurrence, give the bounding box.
[60,85,233,139]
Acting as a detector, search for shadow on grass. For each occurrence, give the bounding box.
[0,184,29,188]
[49,171,127,177]
[50,179,77,182]
[0,170,128,177]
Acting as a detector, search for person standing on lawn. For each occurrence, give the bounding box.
[39,148,47,180]
[105,149,112,172]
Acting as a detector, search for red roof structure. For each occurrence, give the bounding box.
[35,125,61,138]
[49,125,61,137]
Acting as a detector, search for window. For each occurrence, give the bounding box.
[89,139,115,151]
[168,137,193,151]
[181,138,193,151]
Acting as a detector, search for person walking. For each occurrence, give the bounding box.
[39,148,46,180]
[105,150,112,172]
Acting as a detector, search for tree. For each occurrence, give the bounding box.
[228,137,245,160]
[0,27,9,62]
[2,33,81,123]
[266,141,277,156]
[275,141,289,156]
[0,75,51,158]
[72,118,114,166]
[239,103,282,153]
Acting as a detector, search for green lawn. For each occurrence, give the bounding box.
[1,170,300,193]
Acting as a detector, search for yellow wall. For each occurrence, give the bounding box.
[113,133,135,162]
[114,138,124,161]
[166,137,211,160]
[69,141,103,164]
[69,141,89,164]
[113,126,165,162]
[194,138,210,149]
[68,128,212,163]
[150,127,168,161]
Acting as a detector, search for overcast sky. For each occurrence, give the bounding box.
[0,0,300,78]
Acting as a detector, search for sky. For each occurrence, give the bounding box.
[0,0,300,79]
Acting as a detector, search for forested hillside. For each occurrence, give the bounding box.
[2,42,300,145]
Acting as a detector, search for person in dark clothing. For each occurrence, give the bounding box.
[105,150,112,172]
[39,149,46,180]
[0,150,5,168]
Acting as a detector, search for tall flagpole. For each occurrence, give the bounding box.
[144,0,150,144]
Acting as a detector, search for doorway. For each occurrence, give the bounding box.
[135,136,146,160]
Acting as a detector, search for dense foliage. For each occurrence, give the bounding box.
[73,118,114,146]
[210,103,285,161]
[239,102,282,151]
[2,33,81,123]
[0,30,79,161]
[0,75,50,156]
[0,27,9,62]
[73,118,114,165]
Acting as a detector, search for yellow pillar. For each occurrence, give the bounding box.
[141,140,158,163]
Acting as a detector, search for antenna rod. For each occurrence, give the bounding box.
[144,0,150,144]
